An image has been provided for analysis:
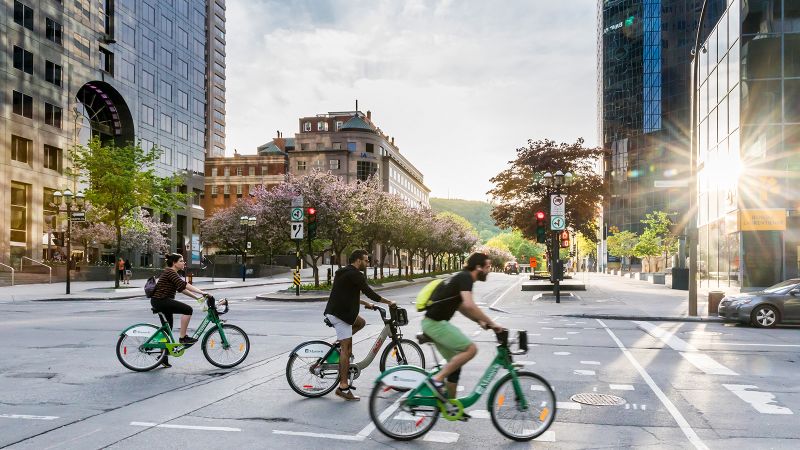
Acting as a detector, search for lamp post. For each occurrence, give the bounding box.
[239,215,256,282]
[541,170,574,303]
[688,0,712,316]
[52,189,86,294]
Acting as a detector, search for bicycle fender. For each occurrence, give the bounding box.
[120,323,158,337]
[290,340,331,357]
[375,365,429,390]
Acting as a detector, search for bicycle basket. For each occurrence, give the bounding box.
[391,307,409,326]
[515,330,529,354]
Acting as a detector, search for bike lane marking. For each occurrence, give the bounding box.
[634,321,738,376]
[130,422,240,432]
[722,385,794,415]
[272,430,364,441]
[488,276,525,311]
[597,319,709,450]
[0,414,59,421]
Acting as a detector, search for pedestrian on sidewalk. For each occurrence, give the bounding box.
[123,259,131,285]
[117,258,125,283]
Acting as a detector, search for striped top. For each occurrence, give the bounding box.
[151,269,187,300]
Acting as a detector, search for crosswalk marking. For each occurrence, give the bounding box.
[680,352,738,376]
[535,430,556,442]
[574,369,595,376]
[553,337,568,340]
[580,361,601,365]
[635,321,738,376]
[553,351,571,355]
[610,384,635,391]
[469,409,491,419]
[423,431,460,443]
[557,401,582,410]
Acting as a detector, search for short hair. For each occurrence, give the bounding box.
[464,252,490,271]
[349,249,369,264]
[165,253,184,267]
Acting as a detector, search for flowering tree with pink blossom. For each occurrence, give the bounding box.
[199,200,260,258]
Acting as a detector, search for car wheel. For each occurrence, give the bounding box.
[751,305,780,328]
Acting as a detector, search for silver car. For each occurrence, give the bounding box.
[718,279,800,328]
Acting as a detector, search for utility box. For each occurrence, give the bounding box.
[671,268,689,290]
[708,291,725,314]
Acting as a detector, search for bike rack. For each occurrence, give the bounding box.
[21,257,52,284]
[0,262,14,286]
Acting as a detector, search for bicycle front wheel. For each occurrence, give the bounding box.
[379,338,426,372]
[489,371,556,441]
[202,324,250,368]
[369,370,439,441]
[116,324,166,372]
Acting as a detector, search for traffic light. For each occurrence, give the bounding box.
[535,211,546,244]
[560,230,570,248]
[306,207,317,240]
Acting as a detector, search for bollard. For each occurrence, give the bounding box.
[188,272,193,284]
[327,268,332,284]
[708,291,725,314]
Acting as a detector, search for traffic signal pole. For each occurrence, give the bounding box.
[552,229,560,304]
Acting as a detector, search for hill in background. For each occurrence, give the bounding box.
[430,198,503,242]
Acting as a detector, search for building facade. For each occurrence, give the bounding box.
[696,0,800,289]
[598,0,724,266]
[1,0,223,267]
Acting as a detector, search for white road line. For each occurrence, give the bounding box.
[723,385,794,415]
[553,351,571,356]
[574,370,595,376]
[423,431,460,443]
[707,342,800,348]
[557,401,582,410]
[542,327,554,330]
[610,384,635,391]
[635,321,738,376]
[273,430,364,441]
[553,337,568,340]
[535,430,556,442]
[131,422,240,432]
[580,361,601,365]
[567,331,580,335]
[469,409,491,419]
[0,414,59,421]
[598,319,708,450]
[489,276,525,310]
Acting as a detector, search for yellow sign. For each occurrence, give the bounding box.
[292,270,301,286]
[738,209,786,231]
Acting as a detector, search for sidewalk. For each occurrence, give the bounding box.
[255,272,454,301]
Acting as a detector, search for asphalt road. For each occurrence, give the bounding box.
[1,273,799,449]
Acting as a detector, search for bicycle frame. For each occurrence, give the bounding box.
[317,318,408,371]
[120,308,230,357]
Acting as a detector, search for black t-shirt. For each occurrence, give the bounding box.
[324,265,382,325]
[425,270,474,321]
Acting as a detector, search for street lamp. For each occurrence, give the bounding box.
[239,215,256,282]
[540,170,574,303]
[52,189,86,294]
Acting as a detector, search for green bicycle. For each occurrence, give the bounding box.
[368,329,556,441]
[116,296,250,371]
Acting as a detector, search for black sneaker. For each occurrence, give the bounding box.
[179,336,198,345]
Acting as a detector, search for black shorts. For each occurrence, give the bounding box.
[151,297,193,329]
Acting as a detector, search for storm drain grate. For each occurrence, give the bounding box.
[570,393,626,406]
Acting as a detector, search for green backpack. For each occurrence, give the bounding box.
[416,279,444,312]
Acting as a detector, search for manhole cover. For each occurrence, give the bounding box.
[570,393,626,406]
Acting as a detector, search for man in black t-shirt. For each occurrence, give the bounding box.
[422,252,503,399]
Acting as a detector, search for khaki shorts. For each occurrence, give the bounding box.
[421,317,472,361]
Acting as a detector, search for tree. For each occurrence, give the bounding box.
[119,208,172,257]
[485,230,544,263]
[476,244,514,270]
[633,230,662,272]
[69,137,187,287]
[641,211,679,273]
[606,230,638,271]
[200,201,259,258]
[488,138,608,256]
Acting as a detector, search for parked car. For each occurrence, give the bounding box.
[718,278,800,328]
[504,261,519,274]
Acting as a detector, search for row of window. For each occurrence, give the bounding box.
[304,120,344,132]
[139,139,204,174]
[390,167,425,197]
[210,184,248,196]
[209,165,282,177]
[11,91,62,128]
[295,159,342,171]
[12,46,64,87]
[9,135,63,173]
[13,1,64,45]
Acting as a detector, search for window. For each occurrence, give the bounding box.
[45,61,63,86]
[159,80,172,100]
[211,185,218,195]
[120,59,135,82]
[11,135,31,164]
[43,188,58,231]
[303,122,311,131]
[315,142,323,150]
[296,161,307,171]
[177,58,188,78]
[178,0,188,16]
[177,90,188,109]
[160,113,172,133]
[176,152,188,170]
[177,27,188,48]
[213,72,225,88]
[141,104,154,126]
[214,122,224,133]
[236,184,243,195]
[366,143,374,153]
[143,36,154,58]
[11,182,28,243]
[329,159,340,170]
[213,110,225,121]
[74,0,90,21]
[194,69,204,88]
[261,166,269,175]
[14,1,33,30]
[193,39,204,59]
[214,146,224,156]
[332,142,342,150]
[74,34,91,59]
[43,145,62,173]
[223,184,230,195]
[347,142,357,152]
[142,70,154,91]
[160,48,172,69]
[317,121,328,131]
[160,146,172,165]
[236,167,242,176]
[193,98,204,117]
[247,166,254,176]
[356,161,378,181]
[142,2,155,24]
[120,23,135,47]
[140,139,154,152]
[99,47,114,74]
[224,167,230,176]
[336,120,343,130]
[46,18,63,45]
[193,128,204,146]
[177,121,188,139]
[44,103,62,128]
[13,91,33,118]
[160,15,173,37]
[13,46,33,74]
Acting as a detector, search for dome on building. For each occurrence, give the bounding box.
[340,115,376,133]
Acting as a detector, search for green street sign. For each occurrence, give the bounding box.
[550,216,565,230]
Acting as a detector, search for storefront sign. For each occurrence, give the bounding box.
[738,209,786,231]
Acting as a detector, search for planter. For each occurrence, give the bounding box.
[638,273,649,281]
[651,273,666,285]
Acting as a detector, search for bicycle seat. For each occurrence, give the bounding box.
[416,332,433,345]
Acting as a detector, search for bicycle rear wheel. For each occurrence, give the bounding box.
[369,371,439,441]
[489,371,556,441]
[202,324,250,368]
[285,341,339,397]
[116,324,166,372]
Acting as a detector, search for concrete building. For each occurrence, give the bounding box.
[696,0,800,289]
[1,0,224,268]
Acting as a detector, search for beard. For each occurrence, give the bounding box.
[477,270,488,282]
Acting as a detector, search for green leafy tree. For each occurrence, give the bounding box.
[69,138,187,287]
[633,230,661,272]
[485,230,544,263]
[607,230,638,270]
[639,211,679,272]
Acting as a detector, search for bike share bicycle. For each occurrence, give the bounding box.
[116,295,250,371]
[286,306,424,397]
[368,328,557,442]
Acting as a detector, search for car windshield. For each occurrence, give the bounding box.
[763,279,800,294]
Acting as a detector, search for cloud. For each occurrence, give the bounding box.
[225,0,598,201]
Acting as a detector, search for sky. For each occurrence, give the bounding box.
[225,0,598,202]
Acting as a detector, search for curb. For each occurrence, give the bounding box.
[562,313,724,323]
[254,273,453,302]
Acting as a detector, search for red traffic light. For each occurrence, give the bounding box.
[535,211,545,220]
[306,207,316,215]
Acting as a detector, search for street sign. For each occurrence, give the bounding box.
[290,207,304,221]
[69,211,85,222]
[550,194,566,216]
[246,241,252,249]
[293,270,301,286]
[529,257,537,268]
[291,196,304,207]
[290,222,304,239]
[551,216,565,230]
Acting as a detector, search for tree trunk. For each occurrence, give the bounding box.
[114,219,122,288]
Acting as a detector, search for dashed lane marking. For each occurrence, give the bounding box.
[723,384,794,415]
[610,384,635,391]
[567,331,580,335]
[574,370,595,376]
[0,414,59,421]
[273,430,364,441]
[553,337,568,340]
[557,401,582,410]
[535,431,556,442]
[599,319,708,450]
[131,422,240,432]
[469,410,491,419]
[542,327,554,330]
[580,361,601,365]
[553,352,571,356]
[423,431,460,443]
